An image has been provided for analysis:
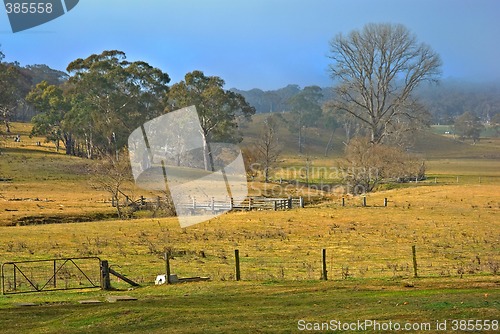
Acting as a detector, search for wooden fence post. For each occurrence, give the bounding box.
[101,260,111,290]
[412,245,418,278]
[53,260,57,288]
[288,197,292,209]
[362,197,367,207]
[165,251,171,284]
[273,200,277,211]
[322,249,328,281]
[342,197,345,207]
[235,249,241,281]
[299,196,304,208]
[384,198,388,207]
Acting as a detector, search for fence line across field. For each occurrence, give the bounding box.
[112,196,305,212]
[160,245,499,283]
[2,244,497,294]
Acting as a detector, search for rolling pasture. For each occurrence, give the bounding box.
[0,122,498,333]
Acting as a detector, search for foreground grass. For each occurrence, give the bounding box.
[0,279,498,334]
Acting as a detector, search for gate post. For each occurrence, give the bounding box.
[101,260,111,290]
[53,260,57,288]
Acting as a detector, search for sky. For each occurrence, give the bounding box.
[1,0,499,90]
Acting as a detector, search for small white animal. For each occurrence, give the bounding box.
[155,275,166,285]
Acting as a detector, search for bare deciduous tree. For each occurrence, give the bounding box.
[89,152,133,218]
[341,137,425,193]
[328,23,441,144]
[254,116,282,183]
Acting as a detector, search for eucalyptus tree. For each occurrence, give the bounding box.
[167,70,255,171]
[287,85,323,153]
[66,50,170,158]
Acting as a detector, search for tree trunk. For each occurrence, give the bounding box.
[344,122,351,144]
[201,131,214,171]
[64,133,73,155]
[85,131,94,159]
[324,130,335,157]
[371,124,383,144]
[298,126,302,154]
[114,195,122,218]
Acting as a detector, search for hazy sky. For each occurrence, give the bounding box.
[1,0,499,90]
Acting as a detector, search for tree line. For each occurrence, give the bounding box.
[1,50,255,160]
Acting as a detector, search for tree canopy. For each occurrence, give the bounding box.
[26,81,71,153]
[65,50,170,158]
[454,111,484,143]
[167,70,255,170]
[287,85,323,153]
[328,23,442,144]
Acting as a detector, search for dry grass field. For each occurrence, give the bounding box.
[0,122,499,333]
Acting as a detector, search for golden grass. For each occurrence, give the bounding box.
[0,184,497,285]
[0,122,498,285]
[0,122,499,334]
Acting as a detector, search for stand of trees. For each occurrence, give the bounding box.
[21,51,254,162]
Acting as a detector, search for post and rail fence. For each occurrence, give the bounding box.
[112,196,305,213]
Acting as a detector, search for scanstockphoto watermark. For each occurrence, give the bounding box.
[249,164,380,182]
[248,164,379,195]
[3,0,79,33]
[247,180,350,200]
[297,319,499,332]
[298,319,432,332]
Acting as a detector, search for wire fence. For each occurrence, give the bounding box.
[132,243,499,285]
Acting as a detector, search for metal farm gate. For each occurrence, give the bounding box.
[1,257,101,295]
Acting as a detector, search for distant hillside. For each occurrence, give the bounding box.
[1,63,68,122]
[231,85,335,114]
[232,80,500,125]
[240,112,500,160]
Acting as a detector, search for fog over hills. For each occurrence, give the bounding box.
[232,80,500,124]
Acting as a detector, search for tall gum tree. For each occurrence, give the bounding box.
[66,50,170,158]
[167,70,255,171]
